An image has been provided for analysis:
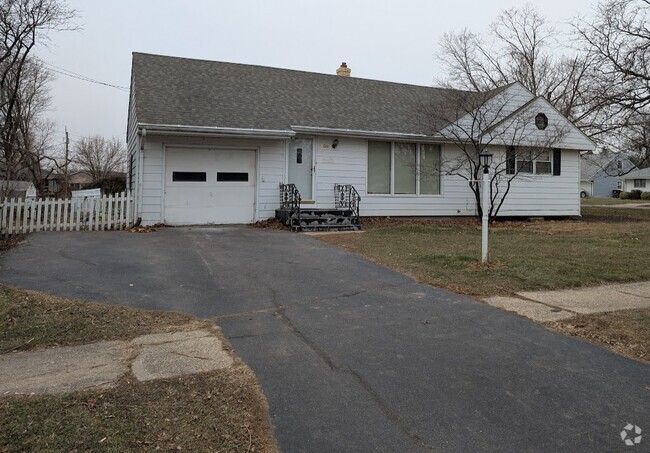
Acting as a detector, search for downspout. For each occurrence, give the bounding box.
[136,127,146,224]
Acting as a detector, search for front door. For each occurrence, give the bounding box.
[288,138,313,200]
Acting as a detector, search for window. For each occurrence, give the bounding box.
[368,141,391,194]
[634,179,646,188]
[217,172,248,182]
[515,148,552,175]
[172,171,206,182]
[617,180,623,189]
[420,144,441,194]
[367,141,441,195]
[535,113,548,130]
[394,143,416,194]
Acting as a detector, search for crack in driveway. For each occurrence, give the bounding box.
[273,306,434,451]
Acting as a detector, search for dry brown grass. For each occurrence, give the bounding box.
[544,308,650,363]
[0,286,277,452]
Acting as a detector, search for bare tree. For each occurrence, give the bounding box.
[575,0,650,166]
[436,5,601,146]
[0,0,75,188]
[419,88,568,221]
[73,135,126,184]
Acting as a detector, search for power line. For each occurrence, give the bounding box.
[42,61,129,92]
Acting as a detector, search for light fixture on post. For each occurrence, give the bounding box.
[479,152,493,263]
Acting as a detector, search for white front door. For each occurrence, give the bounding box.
[288,138,313,200]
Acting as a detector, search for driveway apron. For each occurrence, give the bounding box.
[0,227,648,452]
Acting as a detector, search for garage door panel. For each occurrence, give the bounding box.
[164,148,256,225]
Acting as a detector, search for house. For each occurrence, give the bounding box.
[0,180,37,199]
[127,53,596,226]
[621,167,650,193]
[580,153,636,198]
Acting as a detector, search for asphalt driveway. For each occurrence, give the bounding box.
[1,227,648,452]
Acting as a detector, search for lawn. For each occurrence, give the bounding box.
[0,286,277,452]
[318,214,650,297]
[581,197,649,206]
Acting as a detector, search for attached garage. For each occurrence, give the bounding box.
[163,147,256,225]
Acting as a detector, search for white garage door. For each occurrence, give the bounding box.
[164,148,256,225]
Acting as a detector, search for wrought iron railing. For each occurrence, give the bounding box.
[280,183,301,228]
[334,184,361,223]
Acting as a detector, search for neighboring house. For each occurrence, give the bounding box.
[621,167,650,193]
[0,180,37,199]
[127,53,596,226]
[580,154,636,198]
[43,171,97,196]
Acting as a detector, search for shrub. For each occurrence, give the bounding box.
[630,189,642,200]
[619,191,631,199]
[641,191,650,200]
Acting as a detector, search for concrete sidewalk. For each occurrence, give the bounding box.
[484,281,650,322]
[0,328,233,396]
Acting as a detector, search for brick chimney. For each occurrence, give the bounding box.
[336,62,351,77]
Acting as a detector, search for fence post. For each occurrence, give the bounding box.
[8,198,15,236]
[126,191,131,228]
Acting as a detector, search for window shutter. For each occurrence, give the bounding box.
[553,149,561,176]
[506,147,516,175]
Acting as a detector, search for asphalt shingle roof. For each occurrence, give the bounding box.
[623,167,650,179]
[131,53,489,136]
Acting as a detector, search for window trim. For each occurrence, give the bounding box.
[367,141,442,197]
[514,149,554,176]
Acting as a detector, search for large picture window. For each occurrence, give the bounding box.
[367,141,441,195]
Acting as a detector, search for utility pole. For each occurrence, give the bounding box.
[64,127,69,197]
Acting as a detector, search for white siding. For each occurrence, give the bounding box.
[135,132,583,224]
[138,135,286,225]
[440,83,535,141]
[492,147,581,216]
[624,179,650,192]
[310,137,580,217]
[486,97,596,151]
[310,137,477,216]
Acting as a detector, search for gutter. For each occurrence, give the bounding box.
[290,125,447,143]
[137,122,450,143]
[138,123,295,140]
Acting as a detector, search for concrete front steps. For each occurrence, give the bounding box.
[275,208,361,232]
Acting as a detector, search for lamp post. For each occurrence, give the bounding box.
[479,152,493,263]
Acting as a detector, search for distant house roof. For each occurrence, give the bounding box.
[580,154,635,181]
[622,167,650,180]
[130,52,499,137]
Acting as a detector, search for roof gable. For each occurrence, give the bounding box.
[481,95,596,151]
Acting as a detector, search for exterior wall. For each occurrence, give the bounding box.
[623,179,650,192]
[487,97,595,151]
[491,148,581,216]
[593,174,623,198]
[136,135,285,225]
[580,181,592,196]
[132,132,583,224]
[310,136,580,217]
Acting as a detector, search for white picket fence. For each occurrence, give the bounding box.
[0,192,133,237]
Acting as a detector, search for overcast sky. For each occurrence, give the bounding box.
[35,0,598,148]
